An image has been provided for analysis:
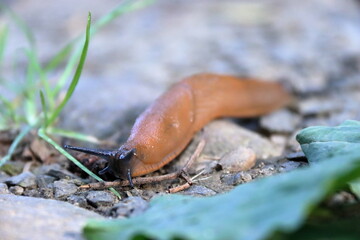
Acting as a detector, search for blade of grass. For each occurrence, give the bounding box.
[47,13,91,127]
[0,24,9,64]
[47,127,101,144]
[39,90,48,127]
[0,124,34,167]
[38,128,121,199]
[44,42,73,72]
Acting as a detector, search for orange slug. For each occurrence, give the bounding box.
[65,73,292,186]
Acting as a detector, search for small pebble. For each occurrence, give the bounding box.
[9,186,24,195]
[68,195,88,208]
[221,172,252,186]
[0,183,9,194]
[86,191,117,207]
[53,180,78,199]
[259,164,277,177]
[24,189,41,198]
[181,185,217,196]
[219,147,256,172]
[111,196,148,218]
[5,172,37,188]
[40,188,54,199]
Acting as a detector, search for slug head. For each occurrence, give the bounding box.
[64,145,135,187]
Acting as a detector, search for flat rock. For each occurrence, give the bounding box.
[0,194,102,240]
[5,172,37,188]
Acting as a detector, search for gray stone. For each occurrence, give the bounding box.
[86,191,117,207]
[53,180,78,199]
[0,194,102,240]
[0,183,9,194]
[181,185,217,196]
[5,172,37,188]
[111,196,148,218]
[9,186,24,195]
[260,109,301,133]
[221,172,253,186]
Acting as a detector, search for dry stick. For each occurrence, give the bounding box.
[168,182,191,193]
[166,139,206,193]
[80,139,206,190]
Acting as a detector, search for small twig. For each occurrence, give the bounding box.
[167,182,191,193]
[80,139,206,190]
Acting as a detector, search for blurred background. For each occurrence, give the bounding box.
[1,0,360,141]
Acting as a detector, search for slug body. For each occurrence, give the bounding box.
[65,73,291,185]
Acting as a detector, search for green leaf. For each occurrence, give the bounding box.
[83,121,360,240]
[296,120,360,198]
[47,13,91,126]
[296,120,360,164]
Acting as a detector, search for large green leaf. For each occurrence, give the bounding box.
[296,120,360,164]
[84,121,360,240]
